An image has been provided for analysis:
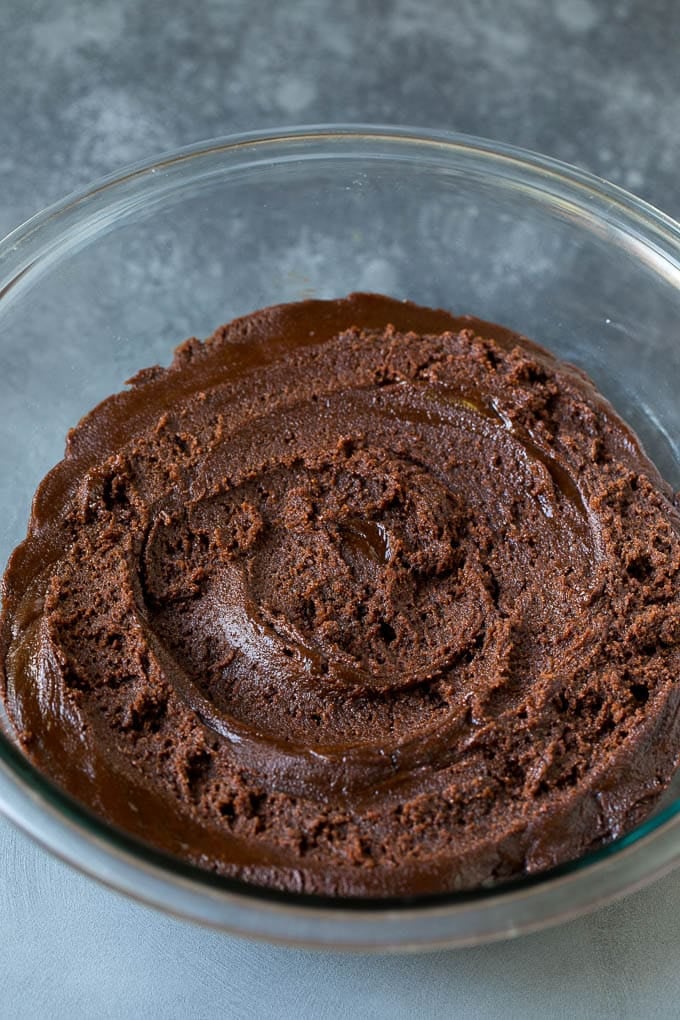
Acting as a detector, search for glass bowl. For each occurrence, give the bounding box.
[1,126,680,951]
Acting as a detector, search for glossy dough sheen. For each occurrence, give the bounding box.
[3,294,680,897]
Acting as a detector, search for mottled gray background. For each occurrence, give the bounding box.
[1,1,680,1017]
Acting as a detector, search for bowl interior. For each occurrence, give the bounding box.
[1,128,680,946]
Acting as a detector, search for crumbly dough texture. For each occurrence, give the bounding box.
[2,293,680,897]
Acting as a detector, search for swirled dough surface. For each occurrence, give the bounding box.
[3,293,680,897]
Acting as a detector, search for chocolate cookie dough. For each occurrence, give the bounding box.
[2,293,680,897]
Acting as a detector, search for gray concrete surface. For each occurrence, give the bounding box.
[1,1,680,1017]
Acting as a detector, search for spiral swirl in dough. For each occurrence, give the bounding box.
[3,293,680,897]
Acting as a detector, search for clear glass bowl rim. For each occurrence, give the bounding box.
[1,124,680,950]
